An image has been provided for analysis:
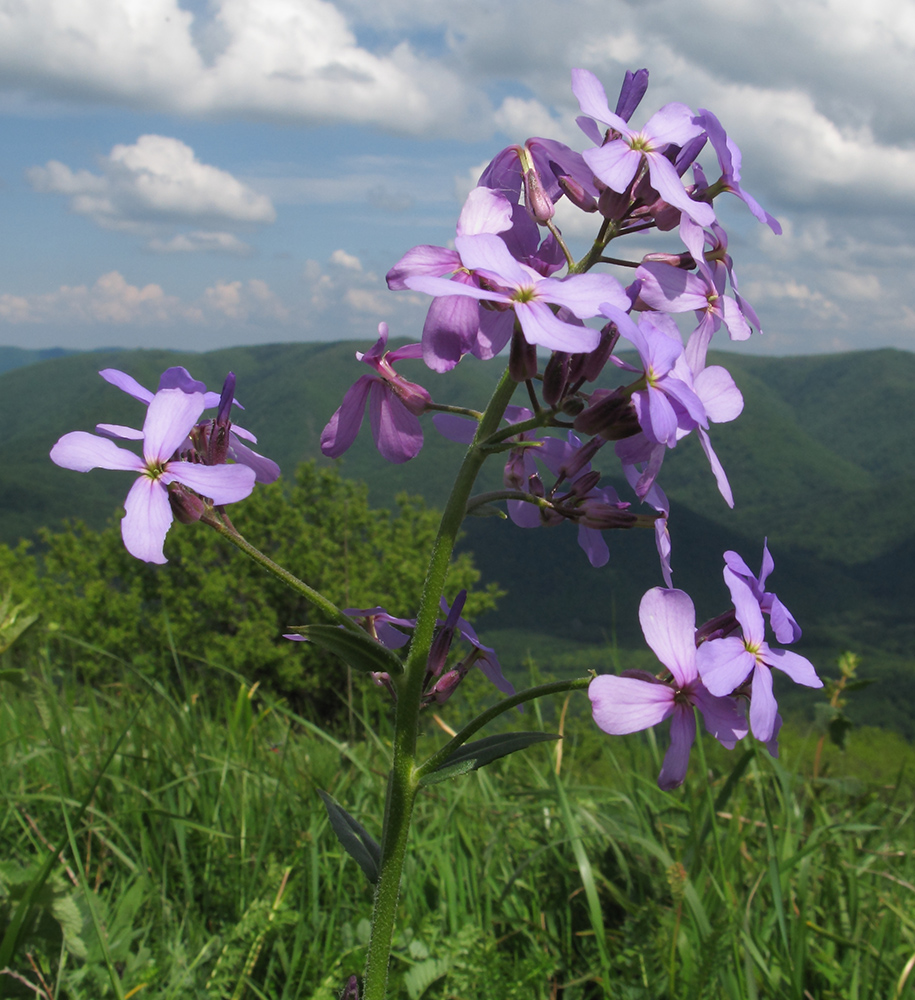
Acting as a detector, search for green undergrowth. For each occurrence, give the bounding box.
[2,650,915,1000]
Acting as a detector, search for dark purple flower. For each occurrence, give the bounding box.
[590,587,747,789]
[321,323,431,465]
[51,388,256,563]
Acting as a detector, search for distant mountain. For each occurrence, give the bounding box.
[0,345,79,376]
[5,341,914,729]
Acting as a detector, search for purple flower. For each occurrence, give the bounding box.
[321,323,431,465]
[696,575,821,743]
[590,587,747,790]
[50,388,256,563]
[693,109,782,234]
[386,186,516,372]
[571,68,715,228]
[404,232,628,354]
[724,540,801,644]
[97,366,280,484]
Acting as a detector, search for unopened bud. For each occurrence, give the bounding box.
[168,482,207,524]
[598,186,631,222]
[695,609,740,645]
[542,352,570,407]
[558,174,597,213]
[340,974,360,1000]
[574,388,640,440]
[428,668,463,705]
[523,166,554,223]
[569,322,620,384]
[509,327,537,382]
[216,372,236,426]
[568,469,601,499]
[559,436,603,481]
[642,251,696,269]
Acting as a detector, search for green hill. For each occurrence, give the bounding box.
[3,341,913,731]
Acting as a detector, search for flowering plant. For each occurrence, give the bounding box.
[50,68,821,999]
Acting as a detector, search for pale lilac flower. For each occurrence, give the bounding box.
[50,388,256,564]
[98,366,280,483]
[404,232,628,354]
[724,540,801,644]
[321,323,431,464]
[697,575,821,743]
[571,68,715,228]
[590,587,747,790]
[386,186,515,371]
[693,109,782,234]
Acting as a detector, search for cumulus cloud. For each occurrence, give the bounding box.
[0,0,489,135]
[147,231,253,254]
[28,134,275,231]
[0,271,291,328]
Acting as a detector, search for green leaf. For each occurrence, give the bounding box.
[289,624,404,675]
[318,791,382,885]
[420,732,560,786]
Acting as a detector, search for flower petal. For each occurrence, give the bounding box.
[658,706,696,790]
[51,431,144,474]
[638,587,697,686]
[589,674,674,734]
[142,389,206,465]
[121,475,172,564]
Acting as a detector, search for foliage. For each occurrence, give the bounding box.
[0,462,500,722]
[2,662,915,999]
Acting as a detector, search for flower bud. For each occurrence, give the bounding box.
[341,974,360,1000]
[428,668,463,705]
[574,388,640,440]
[642,251,696,270]
[695,609,740,645]
[569,322,620,384]
[542,352,570,406]
[522,166,555,223]
[509,327,538,382]
[168,482,207,524]
[558,174,597,213]
[598,186,631,222]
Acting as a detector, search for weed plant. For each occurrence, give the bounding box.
[2,646,914,999]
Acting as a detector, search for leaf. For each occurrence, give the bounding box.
[420,732,560,786]
[404,957,450,999]
[318,791,382,885]
[288,624,404,675]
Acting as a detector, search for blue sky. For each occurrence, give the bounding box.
[0,0,912,356]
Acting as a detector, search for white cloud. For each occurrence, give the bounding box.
[0,271,202,325]
[147,231,252,254]
[28,134,275,231]
[330,248,362,271]
[0,0,488,135]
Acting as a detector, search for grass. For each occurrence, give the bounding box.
[2,647,915,999]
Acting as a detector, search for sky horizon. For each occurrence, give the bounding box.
[1,0,912,359]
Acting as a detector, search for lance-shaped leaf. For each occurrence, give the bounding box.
[288,624,404,675]
[420,731,560,786]
[318,791,382,884]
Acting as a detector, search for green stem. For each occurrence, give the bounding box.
[361,365,519,1000]
[416,676,592,781]
[201,512,358,632]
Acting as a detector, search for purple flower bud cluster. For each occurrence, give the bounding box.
[50,366,279,563]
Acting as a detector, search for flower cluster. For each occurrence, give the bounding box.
[590,543,821,789]
[50,367,278,563]
[48,67,817,798]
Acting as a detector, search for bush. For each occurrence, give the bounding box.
[1,462,501,724]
